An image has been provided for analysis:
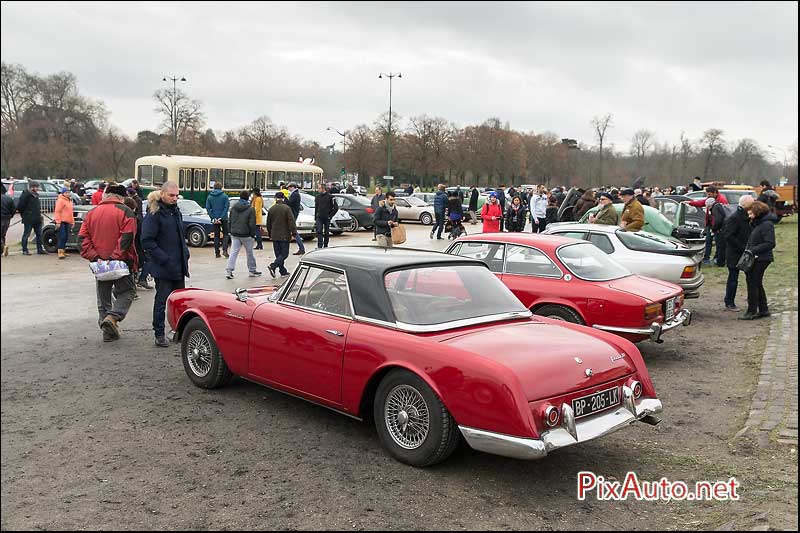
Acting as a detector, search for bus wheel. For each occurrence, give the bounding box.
[187,226,208,248]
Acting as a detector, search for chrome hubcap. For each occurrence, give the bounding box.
[385,385,430,449]
[186,331,212,377]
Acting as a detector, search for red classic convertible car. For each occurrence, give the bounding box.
[167,247,663,466]
[446,233,692,344]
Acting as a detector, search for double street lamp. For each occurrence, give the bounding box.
[163,75,187,152]
[378,72,401,181]
[327,126,347,181]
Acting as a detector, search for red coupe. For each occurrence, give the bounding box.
[167,247,663,466]
[445,233,692,343]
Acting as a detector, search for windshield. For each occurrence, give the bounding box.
[616,230,686,252]
[384,264,528,326]
[300,193,315,208]
[178,200,205,215]
[556,243,631,281]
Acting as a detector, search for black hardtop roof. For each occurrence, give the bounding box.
[301,246,483,273]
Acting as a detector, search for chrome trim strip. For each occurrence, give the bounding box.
[592,309,692,340]
[458,397,662,461]
[394,310,532,333]
[353,315,399,329]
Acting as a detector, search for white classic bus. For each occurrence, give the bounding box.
[133,155,325,203]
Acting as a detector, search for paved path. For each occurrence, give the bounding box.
[743,287,798,446]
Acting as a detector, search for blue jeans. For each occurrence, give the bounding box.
[213,220,230,256]
[316,218,330,248]
[153,278,185,337]
[21,222,43,253]
[724,267,740,307]
[703,230,713,261]
[254,226,263,249]
[432,212,445,238]
[270,240,290,275]
[57,222,71,249]
[292,229,305,253]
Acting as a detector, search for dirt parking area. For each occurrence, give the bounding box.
[1,224,797,530]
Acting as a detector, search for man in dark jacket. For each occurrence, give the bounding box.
[286,183,305,255]
[141,181,190,347]
[225,191,260,280]
[468,186,479,225]
[1,183,15,257]
[314,183,337,248]
[574,189,597,220]
[266,192,297,277]
[722,196,754,311]
[205,182,230,258]
[757,180,779,210]
[431,184,447,239]
[17,180,45,255]
[373,191,399,247]
[79,184,138,342]
[370,186,385,241]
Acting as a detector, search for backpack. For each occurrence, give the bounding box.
[715,204,739,232]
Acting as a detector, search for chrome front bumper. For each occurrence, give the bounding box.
[679,274,705,298]
[592,309,692,342]
[459,392,663,461]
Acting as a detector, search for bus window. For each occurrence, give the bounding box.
[246,170,256,190]
[200,169,208,190]
[138,165,153,186]
[179,168,189,189]
[303,172,313,186]
[258,171,266,190]
[287,171,302,185]
[210,168,223,188]
[313,173,322,189]
[270,171,286,187]
[224,169,246,189]
[153,165,167,186]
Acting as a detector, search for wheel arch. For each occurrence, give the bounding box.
[357,363,449,422]
[530,300,587,324]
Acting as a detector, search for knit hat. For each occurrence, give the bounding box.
[598,192,613,201]
[105,184,127,196]
[60,186,70,193]
[620,188,635,196]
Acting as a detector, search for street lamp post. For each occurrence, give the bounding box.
[163,75,187,152]
[327,126,347,182]
[378,72,401,182]
[767,145,788,184]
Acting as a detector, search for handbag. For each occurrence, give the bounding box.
[736,250,755,273]
[391,224,407,245]
[89,259,130,281]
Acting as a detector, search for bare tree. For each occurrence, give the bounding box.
[700,128,725,179]
[630,129,654,174]
[732,138,761,175]
[153,88,204,152]
[101,127,131,179]
[591,113,613,185]
[679,131,693,182]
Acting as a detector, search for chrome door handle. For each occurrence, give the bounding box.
[325,329,344,337]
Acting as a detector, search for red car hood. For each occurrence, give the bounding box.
[607,275,681,302]
[439,321,636,401]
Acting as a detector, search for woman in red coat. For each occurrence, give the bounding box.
[481,193,503,233]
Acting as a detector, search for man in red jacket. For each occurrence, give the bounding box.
[687,185,728,265]
[79,184,138,342]
[91,182,107,205]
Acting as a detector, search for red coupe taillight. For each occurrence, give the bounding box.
[544,405,560,427]
[366,207,375,214]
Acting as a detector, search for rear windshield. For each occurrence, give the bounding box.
[556,242,630,281]
[616,230,685,252]
[384,264,527,326]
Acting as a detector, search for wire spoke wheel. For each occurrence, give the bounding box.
[186,330,213,377]
[384,384,430,450]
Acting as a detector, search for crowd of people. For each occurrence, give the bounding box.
[0,174,783,342]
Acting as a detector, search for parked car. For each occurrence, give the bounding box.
[411,192,436,205]
[655,195,706,229]
[168,246,663,466]
[394,195,435,225]
[555,202,704,244]
[543,224,705,298]
[445,233,690,343]
[261,190,351,236]
[176,199,215,247]
[41,204,94,253]
[333,194,375,231]
[2,179,83,211]
[685,188,756,206]
[82,179,105,199]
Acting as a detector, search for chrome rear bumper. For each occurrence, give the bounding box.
[592,309,692,342]
[459,393,663,461]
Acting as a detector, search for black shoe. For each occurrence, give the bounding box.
[724,304,738,311]
[225,270,234,279]
[154,336,170,348]
[757,311,771,318]
[22,251,32,256]
[37,250,47,255]
[137,279,153,290]
[215,253,221,258]
[223,250,229,258]
[292,251,304,256]
[738,312,758,321]
[249,270,262,277]
[267,265,276,278]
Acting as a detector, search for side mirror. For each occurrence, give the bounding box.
[234,287,249,302]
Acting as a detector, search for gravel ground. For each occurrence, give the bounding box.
[1,224,797,530]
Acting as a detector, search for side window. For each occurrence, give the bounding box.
[454,241,505,273]
[283,266,309,304]
[448,243,462,255]
[505,245,562,277]
[291,267,352,317]
[396,198,409,207]
[178,169,185,189]
[224,169,246,189]
[138,165,153,186]
[153,165,167,186]
[210,168,223,188]
[557,231,587,241]
[589,233,615,254]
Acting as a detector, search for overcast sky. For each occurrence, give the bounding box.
[1,1,797,156]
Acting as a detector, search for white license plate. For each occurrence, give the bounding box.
[572,386,621,419]
[665,297,675,320]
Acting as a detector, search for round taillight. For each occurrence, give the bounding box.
[631,381,642,399]
[544,405,560,427]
